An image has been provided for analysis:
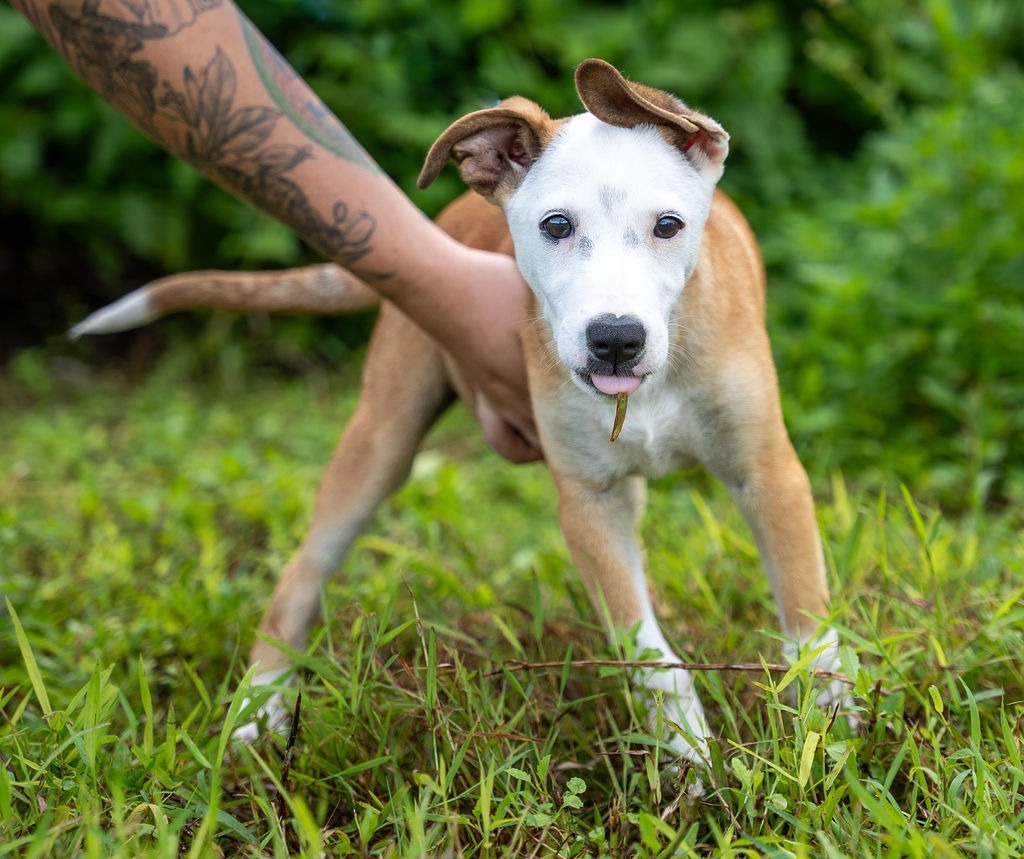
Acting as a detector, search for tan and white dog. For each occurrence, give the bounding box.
[73,59,849,764]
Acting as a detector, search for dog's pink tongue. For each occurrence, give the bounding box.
[591,374,641,395]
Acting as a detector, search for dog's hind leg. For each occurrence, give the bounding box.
[552,471,711,766]
[236,305,454,740]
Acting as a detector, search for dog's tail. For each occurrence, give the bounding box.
[68,264,381,339]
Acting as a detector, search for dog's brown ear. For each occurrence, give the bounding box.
[417,96,556,200]
[575,58,729,181]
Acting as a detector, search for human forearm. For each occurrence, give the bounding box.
[15,0,540,459]
[13,0,413,276]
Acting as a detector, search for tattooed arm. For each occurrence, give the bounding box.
[12,0,540,463]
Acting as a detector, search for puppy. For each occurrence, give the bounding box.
[73,59,849,764]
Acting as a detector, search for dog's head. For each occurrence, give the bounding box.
[419,59,729,399]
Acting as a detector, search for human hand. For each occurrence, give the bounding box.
[443,250,542,464]
[474,393,543,464]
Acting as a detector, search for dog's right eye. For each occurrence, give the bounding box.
[540,214,573,240]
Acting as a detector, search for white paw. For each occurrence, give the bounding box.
[784,629,859,728]
[640,665,711,767]
[661,714,711,769]
[814,680,860,730]
[232,669,293,743]
[630,621,712,767]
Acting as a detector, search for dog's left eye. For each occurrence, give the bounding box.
[540,214,574,240]
[653,216,684,239]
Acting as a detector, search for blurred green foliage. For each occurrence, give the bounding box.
[1,0,1022,504]
[776,70,1024,505]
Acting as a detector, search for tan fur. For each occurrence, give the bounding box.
[143,263,380,316]
[246,182,836,681]
[251,304,451,670]
[86,60,841,753]
[522,189,828,644]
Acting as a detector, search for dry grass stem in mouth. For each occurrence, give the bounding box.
[610,392,629,442]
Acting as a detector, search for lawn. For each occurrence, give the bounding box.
[1,342,1022,857]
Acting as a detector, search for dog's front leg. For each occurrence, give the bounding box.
[720,437,850,711]
[553,471,710,765]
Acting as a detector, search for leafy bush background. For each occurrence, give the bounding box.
[1,0,1022,504]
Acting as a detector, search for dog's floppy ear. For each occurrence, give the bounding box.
[575,58,729,182]
[417,96,556,200]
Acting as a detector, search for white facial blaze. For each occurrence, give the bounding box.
[505,115,716,391]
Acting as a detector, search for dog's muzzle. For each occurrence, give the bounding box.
[586,313,646,375]
[583,313,647,396]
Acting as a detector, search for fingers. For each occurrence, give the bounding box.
[440,250,540,463]
[475,396,543,464]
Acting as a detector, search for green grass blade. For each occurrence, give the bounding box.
[6,598,52,724]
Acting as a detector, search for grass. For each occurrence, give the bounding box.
[1,340,1022,857]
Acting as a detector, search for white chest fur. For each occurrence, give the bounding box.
[543,377,705,484]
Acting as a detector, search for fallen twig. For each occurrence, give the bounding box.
[479,658,852,685]
[273,689,302,826]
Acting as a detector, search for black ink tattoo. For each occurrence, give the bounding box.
[47,1,168,130]
[158,47,377,267]
[29,0,385,272]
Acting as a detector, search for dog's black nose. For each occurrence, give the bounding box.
[586,314,646,368]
